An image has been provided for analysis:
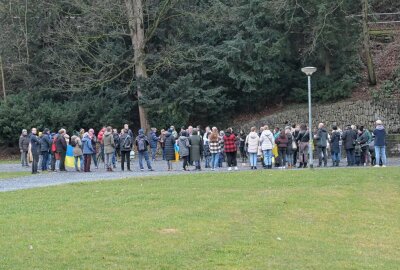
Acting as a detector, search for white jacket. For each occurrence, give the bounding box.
[245,132,260,153]
[260,129,275,150]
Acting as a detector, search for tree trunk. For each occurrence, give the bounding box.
[361,0,377,85]
[0,55,6,103]
[125,0,150,132]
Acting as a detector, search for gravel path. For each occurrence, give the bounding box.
[1,158,399,192]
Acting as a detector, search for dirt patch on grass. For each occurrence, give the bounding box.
[159,228,180,234]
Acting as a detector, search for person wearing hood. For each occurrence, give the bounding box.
[315,123,328,167]
[178,131,190,171]
[82,132,95,172]
[103,126,116,171]
[224,128,238,171]
[260,125,275,169]
[30,128,41,174]
[246,127,260,170]
[164,129,176,171]
[373,120,387,167]
[135,129,154,171]
[19,129,30,167]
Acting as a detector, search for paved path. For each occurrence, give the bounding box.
[1,158,399,192]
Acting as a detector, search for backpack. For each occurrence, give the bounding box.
[137,137,146,151]
[122,135,131,149]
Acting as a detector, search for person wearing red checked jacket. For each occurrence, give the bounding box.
[224,127,238,171]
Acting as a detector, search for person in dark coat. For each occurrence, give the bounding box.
[82,132,95,172]
[40,128,51,171]
[373,120,387,167]
[164,129,176,171]
[315,123,328,167]
[56,129,68,171]
[330,125,341,167]
[19,129,30,167]
[275,131,289,168]
[341,125,357,166]
[224,128,238,171]
[30,128,41,174]
[357,126,370,166]
[189,129,203,170]
[149,128,159,162]
[178,131,190,171]
[119,129,132,171]
[135,129,154,171]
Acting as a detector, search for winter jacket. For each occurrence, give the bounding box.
[296,130,310,143]
[73,136,83,157]
[245,132,260,153]
[357,131,369,148]
[135,134,150,152]
[30,134,41,155]
[373,125,386,147]
[164,132,176,161]
[113,133,121,150]
[330,131,341,153]
[149,131,159,149]
[82,136,95,155]
[178,136,190,157]
[56,135,67,153]
[120,133,132,151]
[209,138,221,154]
[97,128,106,144]
[315,128,328,147]
[286,133,294,153]
[203,142,211,157]
[260,130,275,150]
[103,131,115,154]
[223,132,237,153]
[341,128,357,150]
[40,134,52,152]
[19,135,30,152]
[189,135,202,161]
[275,134,289,149]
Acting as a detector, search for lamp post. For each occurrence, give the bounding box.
[301,67,317,169]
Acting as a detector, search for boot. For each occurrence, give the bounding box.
[297,163,303,168]
[303,162,307,168]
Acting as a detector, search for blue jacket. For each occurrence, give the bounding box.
[149,131,159,149]
[373,125,386,147]
[30,134,41,155]
[82,136,95,154]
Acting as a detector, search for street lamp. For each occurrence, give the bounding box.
[301,67,317,169]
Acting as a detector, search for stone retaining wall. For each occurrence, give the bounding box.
[236,99,400,133]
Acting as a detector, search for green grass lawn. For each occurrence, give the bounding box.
[0,172,30,179]
[1,168,400,270]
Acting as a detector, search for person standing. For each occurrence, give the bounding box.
[260,125,275,169]
[56,129,68,171]
[149,127,159,162]
[373,120,387,167]
[357,126,370,166]
[40,128,52,171]
[135,129,154,171]
[275,131,289,169]
[71,135,84,172]
[164,129,176,171]
[178,131,190,171]
[330,126,341,167]
[103,126,116,172]
[246,127,260,170]
[119,129,132,171]
[82,133,95,172]
[88,129,98,169]
[286,129,294,169]
[224,128,238,171]
[30,128,41,174]
[112,128,120,169]
[189,128,203,171]
[209,128,221,171]
[239,130,247,163]
[341,125,357,166]
[160,129,166,160]
[19,129,30,167]
[315,123,328,167]
[296,124,310,168]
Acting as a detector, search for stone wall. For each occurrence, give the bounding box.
[236,99,400,134]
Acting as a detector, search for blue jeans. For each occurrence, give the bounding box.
[249,153,257,167]
[41,151,49,170]
[162,148,166,160]
[112,150,117,166]
[205,156,211,168]
[374,146,387,166]
[138,151,152,170]
[332,152,340,163]
[211,153,219,169]
[151,147,157,160]
[74,155,83,171]
[263,150,272,166]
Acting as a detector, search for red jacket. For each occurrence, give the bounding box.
[223,133,237,153]
[97,128,106,144]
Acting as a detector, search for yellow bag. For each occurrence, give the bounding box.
[174,152,180,162]
[272,145,279,157]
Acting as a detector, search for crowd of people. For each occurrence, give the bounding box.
[19,120,389,175]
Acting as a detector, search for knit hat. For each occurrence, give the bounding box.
[138,129,144,135]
